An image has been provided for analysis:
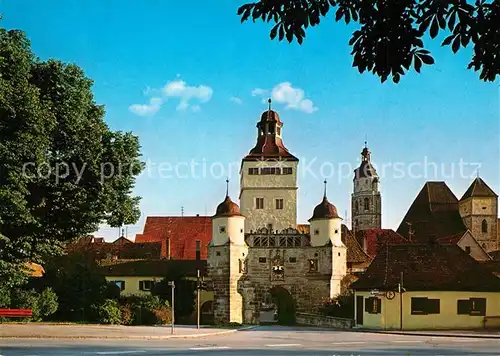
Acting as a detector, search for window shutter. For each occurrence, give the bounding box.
[457,299,471,314]
[470,298,486,316]
[377,298,382,314]
[139,281,144,291]
[121,281,126,291]
[428,299,440,314]
[364,298,371,312]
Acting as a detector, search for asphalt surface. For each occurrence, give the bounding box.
[1,326,499,355]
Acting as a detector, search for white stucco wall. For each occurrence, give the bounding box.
[212,216,246,246]
[309,218,342,247]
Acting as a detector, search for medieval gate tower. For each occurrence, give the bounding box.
[208,102,347,325]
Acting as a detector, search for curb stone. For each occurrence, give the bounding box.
[0,325,259,340]
[355,329,500,339]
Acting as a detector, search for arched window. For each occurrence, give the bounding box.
[364,197,370,211]
[354,201,359,213]
[482,219,488,233]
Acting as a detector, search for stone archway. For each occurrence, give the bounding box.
[269,286,296,325]
[200,301,214,325]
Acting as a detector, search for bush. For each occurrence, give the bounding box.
[93,299,122,325]
[37,288,59,320]
[319,294,354,319]
[0,286,11,308]
[120,304,133,325]
[11,289,40,321]
[153,305,172,325]
[120,295,170,325]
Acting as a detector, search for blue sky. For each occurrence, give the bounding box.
[2,0,499,240]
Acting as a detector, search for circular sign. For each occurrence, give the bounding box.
[385,291,396,300]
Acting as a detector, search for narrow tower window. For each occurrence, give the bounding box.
[364,197,370,211]
[256,197,264,209]
[276,198,284,210]
[482,219,488,233]
[355,201,359,213]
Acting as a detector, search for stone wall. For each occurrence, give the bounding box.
[296,312,354,329]
[237,245,336,324]
[460,197,498,252]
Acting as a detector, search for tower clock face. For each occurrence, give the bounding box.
[385,291,396,300]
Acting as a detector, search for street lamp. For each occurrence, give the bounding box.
[168,280,175,334]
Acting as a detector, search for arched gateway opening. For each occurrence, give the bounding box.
[263,286,296,325]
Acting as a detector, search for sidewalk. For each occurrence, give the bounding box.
[357,328,500,339]
[0,324,255,339]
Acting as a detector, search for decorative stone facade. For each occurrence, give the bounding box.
[207,104,348,325]
[209,228,346,324]
[352,143,382,232]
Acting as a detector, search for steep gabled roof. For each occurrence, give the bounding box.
[356,229,408,258]
[461,177,498,200]
[397,182,467,240]
[136,216,212,260]
[341,225,371,264]
[351,242,500,292]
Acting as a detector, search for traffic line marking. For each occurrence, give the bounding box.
[266,343,302,347]
[189,346,231,350]
[331,342,366,345]
[391,340,424,343]
[96,352,147,355]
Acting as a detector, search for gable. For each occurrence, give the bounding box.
[456,231,492,261]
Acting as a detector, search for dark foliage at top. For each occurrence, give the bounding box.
[237,0,500,83]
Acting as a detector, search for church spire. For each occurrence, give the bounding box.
[225,178,229,197]
[323,179,327,198]
[361,141,371,162]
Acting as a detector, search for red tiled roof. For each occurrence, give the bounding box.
[136,216,212,260]
[355,229,408,258]
[437,231,465,245]
[309,196,340,221]
[341,225,371,264]
[351,242,500,292]
[396,181,467,240]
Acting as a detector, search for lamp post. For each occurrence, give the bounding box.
[168,281,175,334]
[399,271,405,331]
[196,269,201,329]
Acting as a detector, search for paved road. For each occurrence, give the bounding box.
[1,326,499,355]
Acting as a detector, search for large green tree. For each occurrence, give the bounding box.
[0,27,144,287]
[237,0,500,83]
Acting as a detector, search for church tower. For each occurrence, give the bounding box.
[208,181,247,324]
[240,99,299,233]
[351,142,381,232]
[459,177,498,252]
